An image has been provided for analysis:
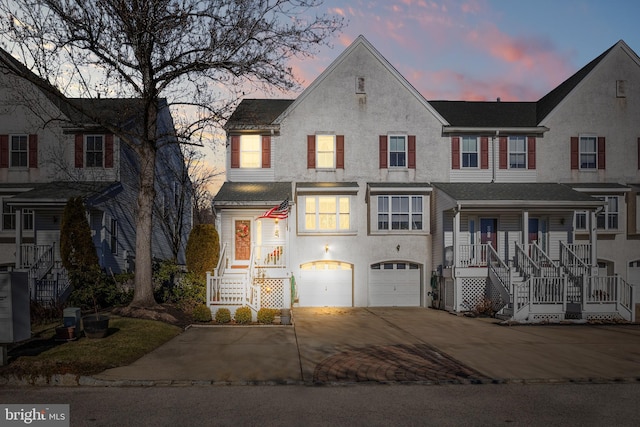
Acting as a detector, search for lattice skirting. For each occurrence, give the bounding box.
[459,277,506,312]
[260,278,285,309]
[530,313,563,322]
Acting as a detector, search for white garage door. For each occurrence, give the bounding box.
[299,261,352,307]
[369,262,421,307]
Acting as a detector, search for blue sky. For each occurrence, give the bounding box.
[281,0,640,101]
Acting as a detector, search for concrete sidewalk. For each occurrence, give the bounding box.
[92,307,640,385]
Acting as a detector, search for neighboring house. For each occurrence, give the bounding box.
[0,48,192,303]
[211,35,640,322]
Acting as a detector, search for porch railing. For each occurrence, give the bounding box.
[20,244,54,270]
[457,244,489,268]
[566,243,591,265]
[514,243,538,279]
[487,244,510,292]
[254,245,285,268]
[560,241,591,279]
[528,242,561,277]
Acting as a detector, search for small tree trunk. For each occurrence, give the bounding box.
[130,140,158,308]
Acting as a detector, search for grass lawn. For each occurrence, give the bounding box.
[1,315,182,379]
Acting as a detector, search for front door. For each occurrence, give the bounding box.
[480,218,498,252]
[234,219,251,264]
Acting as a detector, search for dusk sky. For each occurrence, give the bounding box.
[208,0,640,185]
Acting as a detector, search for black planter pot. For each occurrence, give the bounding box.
[82,314,110,339]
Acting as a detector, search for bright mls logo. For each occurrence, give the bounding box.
[1,405,69,426]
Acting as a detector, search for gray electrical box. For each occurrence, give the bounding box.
[63,307,82,331]
[0,271,31,343]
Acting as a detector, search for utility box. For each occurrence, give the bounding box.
[63,307,82,331]
[0,271,30,343]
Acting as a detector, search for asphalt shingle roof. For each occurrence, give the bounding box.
[224,99,294,130]
[214,182,292,203]
[433,182,601,203]
[428,101,538,127]
[6,181,120,204]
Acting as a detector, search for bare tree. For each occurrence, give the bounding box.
[182,146,222,226]
[0,0,343,308]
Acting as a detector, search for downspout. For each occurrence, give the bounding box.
[492,130,499,183]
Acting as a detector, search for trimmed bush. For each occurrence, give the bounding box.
[257,308,278,324]
[185,224,220,282]
[192,304,212,322]
[215,308,231,324]
[234,306,252,324]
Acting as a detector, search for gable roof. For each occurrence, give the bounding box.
[224,99,294,131]
[273,35,447,125]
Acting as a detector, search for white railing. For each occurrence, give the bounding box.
[20,244,53,269]
[528,242,561,277]
[29,244,54,282]
[560,241,591,279]
[566,243,591,265]
[487,244,510,290]
[458,244,489,267]
[530,276,566,305]
[254,245,285,268]
[515,243,538,279]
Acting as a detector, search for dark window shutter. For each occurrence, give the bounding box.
[527,136,536,169]
[105,133,113,168]
[75,133,84,168]
[0,134,8,168]
[480,136,489,169]
[451,137,460,169]
[336,135,344,169]
[230,135,240,168]
[638,137,640,169]
[261,135,271,168]
[307,135,315,169]
[570,137,579,170]
[499,137,508,169]
[379,135,388,169]
[408,135,416,169]
[597,137,606,170]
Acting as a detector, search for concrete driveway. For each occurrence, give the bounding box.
[93,307,640,385]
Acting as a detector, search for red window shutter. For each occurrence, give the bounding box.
[230,135,240,168]
[105,133,113,168]
[0,135,8,168]
[28,134,38,168]
[597,137,606,170]
[408,135,416,169]
[480,136,489,169]
[336,135,344,169]
[527,136,536,170]
[307,135,315,169]
[75,133,84,168]
[379,135,388,169]
[570,137,579,170]
[261,135,271,168]
[499,137,508,169]
[451,137,460,169]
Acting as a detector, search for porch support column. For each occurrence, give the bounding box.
[589,210,598,276]
[14,208,22,269]
[522,210,529,246]
[453,207,460,270]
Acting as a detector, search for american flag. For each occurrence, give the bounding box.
[259,199,289,219]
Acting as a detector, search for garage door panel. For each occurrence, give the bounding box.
[369,262,420,307]
[299,262,352,307]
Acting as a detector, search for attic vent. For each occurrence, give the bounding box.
[616,80,626,98]
[356,76,365,94]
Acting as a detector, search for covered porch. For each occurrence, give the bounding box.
[433,182,636,322]
[209,182,293,318]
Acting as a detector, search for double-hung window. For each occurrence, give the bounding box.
[597,196,618,230]
[574,211,587,231]
[509,136,526,169]
[377,195,423,231]
[389,135,406,168]
[303,195,351,232]
[10,135,28,168]
[579,136,597,169]
[86,135,104,167]
[240,135,261,168]
[461,136,478,168]
[316,135,335,168]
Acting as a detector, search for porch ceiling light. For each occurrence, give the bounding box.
[325,244,329,253]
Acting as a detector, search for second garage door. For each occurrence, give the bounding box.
[298,261,353,307]
[369,262,421,306]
